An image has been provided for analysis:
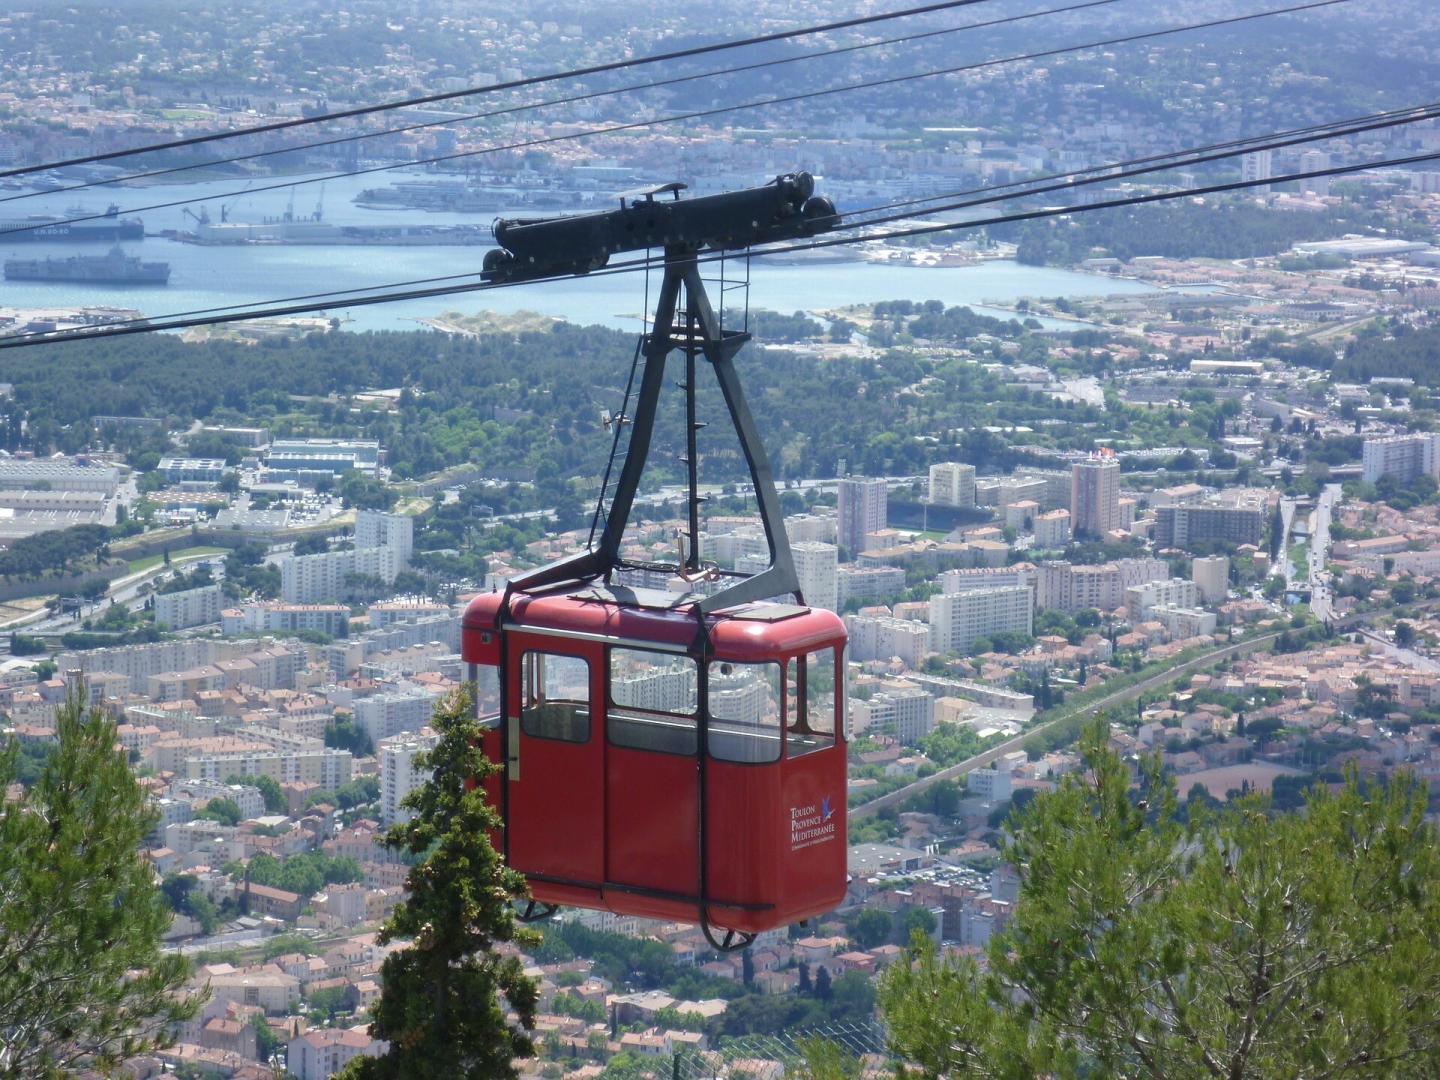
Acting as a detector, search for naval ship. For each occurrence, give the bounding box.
[0,204,145,243]
[4,246,170,285]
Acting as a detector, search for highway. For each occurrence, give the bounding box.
[850,629,1284,820]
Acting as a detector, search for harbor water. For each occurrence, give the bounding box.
[0,170,1169,333]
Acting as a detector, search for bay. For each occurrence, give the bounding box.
[0,169,1166,334]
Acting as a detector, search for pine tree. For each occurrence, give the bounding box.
[341,687,539,1079]
[814,965,833,1001]
[0,693,197,1073]
[879,717,1440,1077]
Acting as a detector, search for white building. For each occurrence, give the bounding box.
[281,546,407,604]
[845,613,932,668]
[1361,433,1440,485]
[354,689,440,746]
[155,583,224,631]
[939,565,1037,595]
[929,585,1034,654]
[928,462,976,508]
[1151,604,1218,640]
[1191,555,1230,606]
[287,1028,386,1080]
[170,779,265,820]
[267,438,381,478]
[1036,558,1168,613]
[1033,509,1071,548]
[157,457,229,484]
[837,564,906,608]
[850,687,934,744]
[967,766,1012,803]
[792,541,838,612]
[0,458,120,494]
[379,728,439,826]
[1242,149,1273,190]
[355,509,414,564]
[1126,578,1200,621]
[222,601,349,637]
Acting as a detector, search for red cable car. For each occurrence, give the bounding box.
[463,585,847,949]
[461,205,848,949]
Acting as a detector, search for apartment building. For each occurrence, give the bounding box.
[1070,454,1121,537]
[1126,578,1201,621]
[929,585,1034,654]
[850,687,935,743]
[927,462,976,508]
[845,613,932,667]
[379,728,439,826]
[837,477,887,555]
[155,583,224,631]
[1036,558,1169,613]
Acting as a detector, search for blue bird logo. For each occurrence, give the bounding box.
[821,796,834,822]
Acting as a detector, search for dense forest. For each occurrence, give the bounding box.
[1,307,1108,492]
[995,200,1380,265]
[1269,322,1440,386]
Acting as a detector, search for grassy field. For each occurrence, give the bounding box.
[127,546,228,574]
[1290,542,1310,580]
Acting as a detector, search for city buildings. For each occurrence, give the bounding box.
[1070,453,1120,537]
[837,476,887,556]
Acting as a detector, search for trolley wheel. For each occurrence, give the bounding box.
[515,899,558,923]
[702,921,756,953]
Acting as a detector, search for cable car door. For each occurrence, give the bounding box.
[505,638,605,894]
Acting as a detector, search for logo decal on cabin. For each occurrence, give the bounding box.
[790,798,839,852]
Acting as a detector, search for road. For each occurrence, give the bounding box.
[1277,497,1297,585]
[850,630,1283,820]
[1308,483,1341,624]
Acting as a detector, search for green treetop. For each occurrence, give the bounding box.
[877,718,1440,1079]
[341,687,538,1079]
[0,694,198,1073]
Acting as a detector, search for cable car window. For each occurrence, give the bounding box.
[707,661,784,763]
[472,664,501,718]
[519,652,591,743]
[789,648,839,758]
[608,648,698,755]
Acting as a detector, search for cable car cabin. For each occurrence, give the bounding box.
[463,584,847,944]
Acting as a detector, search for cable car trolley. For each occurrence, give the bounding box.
[463,173,847,950]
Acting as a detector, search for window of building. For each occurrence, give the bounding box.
[518,652,590,743]
[708,661,784,763]
[608,648,698,755]
[788,647,842,757]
